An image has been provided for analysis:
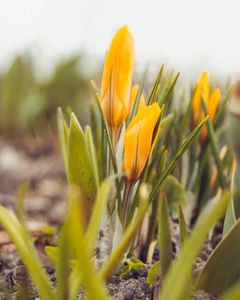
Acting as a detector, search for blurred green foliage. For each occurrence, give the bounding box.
[0,54,99,136]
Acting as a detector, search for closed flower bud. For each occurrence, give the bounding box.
[128,84,146,117]
[192,70,221,142]
[123,102,161,184]
[100,26,135,147]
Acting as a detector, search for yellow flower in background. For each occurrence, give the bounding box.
[100,26,135,147]
[123,102,161,184]
[128,84,146,117]
[192,70,221,142]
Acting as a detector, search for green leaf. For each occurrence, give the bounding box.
[201,99,226,189]
[195,216,240,297]
[85,125,100,189]
[158,191,229,300]
[45,246,59,268]
[158,192,172,279]
[68,192,109,300]
[94,93,122,218]
[126,257,144,272]
[41,226,55,235]
[157,113,174,140]
[232,164,240,219]
[128,68,147,122]
[219,279,240,300]
[223,163,240,236]
[159,72,180,107]
[68,180,113,299]
[178,204,188,247]
[68,113,97,229]
[84,179,113,257]
[147,65,164,106]
[121,265,132,279]
[0,205,55,300]
[150,116,209,203]
[162,175,187,219]
[99,184,150,281]
[147,261,161,285]
[57,216,72,300]
[57,107,69,175]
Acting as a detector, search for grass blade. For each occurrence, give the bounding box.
[150,116,209,203]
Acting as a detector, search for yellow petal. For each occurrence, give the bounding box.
[208,88,221,121]
[192,70,209,126]
[123,103,161,183]
[100,26,135,135]
[128,84,146,117]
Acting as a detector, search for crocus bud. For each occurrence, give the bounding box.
[128,84,146,117]
[192,70,221,142]
[100,26,135,147]
[123,102,161,184]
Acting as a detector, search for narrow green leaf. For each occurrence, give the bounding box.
[147,261,161,285]
[84,179,113,257]
[85,125,100,188]
[95,93,122,219]
[195,215,240,297]
[159,72,180,107]
[157,113,174,140]
[178,204,188,247]
[201,99,226,189]
[57,107,69,174]
[223,164,239,236]
[147,65,164,106]
[158,192,229,300]
[158,192,172,279]
[0,205,55,300]
[99,184,150,281]
[57,218,71,300]
[128,68,147,123]
[178,94,194,145]
[162,175,187,219]
[68,192,109,300]
[150,116,209,203]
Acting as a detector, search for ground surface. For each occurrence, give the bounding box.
[0,137,219,299]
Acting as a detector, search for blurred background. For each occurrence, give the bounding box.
[0,0,240,137]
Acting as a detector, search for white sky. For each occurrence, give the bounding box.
[1,0,240,84]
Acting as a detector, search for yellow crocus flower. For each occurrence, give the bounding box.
[123,102,161,184]
[192,70,221,142]
[100,25,135,147]
[128,84,146,117]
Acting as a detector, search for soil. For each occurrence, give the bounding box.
[0,137,219,300]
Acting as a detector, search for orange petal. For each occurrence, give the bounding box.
[100,26,135,133]
[123,103,161,183]
[128,84,146,117]
[208,88,221,121]
[192,70,209,126]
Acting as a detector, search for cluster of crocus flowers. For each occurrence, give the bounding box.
[100,25,134,147]
[192,70,221,142]
[99,25,161,221]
